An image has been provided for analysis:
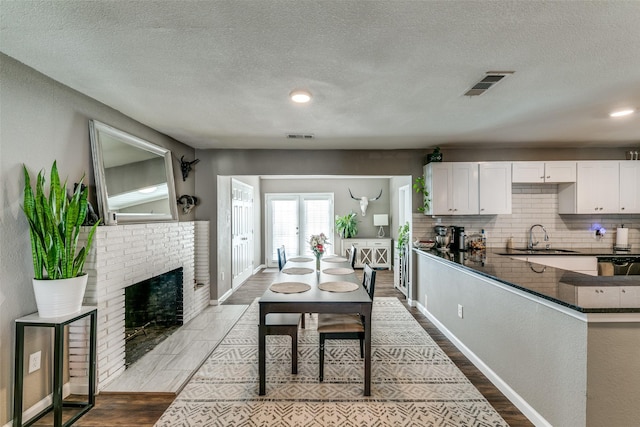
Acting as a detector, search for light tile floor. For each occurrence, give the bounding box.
[102,304,248,393]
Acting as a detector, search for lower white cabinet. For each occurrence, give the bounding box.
[558,284,640,308]
[341,238,392,269]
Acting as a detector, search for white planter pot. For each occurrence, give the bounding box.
[32,275,88,318]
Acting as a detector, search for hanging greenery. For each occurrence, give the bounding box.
[413,176,431,213]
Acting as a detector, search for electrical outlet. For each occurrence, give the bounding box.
[457,304,463,319]
[28,351,41,374]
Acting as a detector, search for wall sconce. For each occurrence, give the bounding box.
[373,214,389,238]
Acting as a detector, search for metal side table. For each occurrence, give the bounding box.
[13,307,97,427]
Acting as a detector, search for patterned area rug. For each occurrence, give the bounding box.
[155,298,508,426]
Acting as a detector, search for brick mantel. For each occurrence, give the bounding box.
[74,221,210,391]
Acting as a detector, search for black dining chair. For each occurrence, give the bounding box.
[277,245,287,271]
[264,313,302,374]
[348,244,358,269]
[317,264,376,382]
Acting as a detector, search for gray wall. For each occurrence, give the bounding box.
[0,54,194,424]
[415,252,588,426]
[195,149,425,299]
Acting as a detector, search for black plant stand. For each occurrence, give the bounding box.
[13,307,97,427]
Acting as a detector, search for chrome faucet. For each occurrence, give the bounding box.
[528,224,549,249]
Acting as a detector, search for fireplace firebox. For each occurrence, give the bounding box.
[124,267,184,367]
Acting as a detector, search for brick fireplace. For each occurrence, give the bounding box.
[71,221,210,392]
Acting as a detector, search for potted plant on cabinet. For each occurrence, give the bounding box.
[22,161,100,317]
[335,211,358,238]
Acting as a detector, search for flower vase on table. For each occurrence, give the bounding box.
[309,233,330,272]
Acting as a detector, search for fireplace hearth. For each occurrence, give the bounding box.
[124,267,184,367]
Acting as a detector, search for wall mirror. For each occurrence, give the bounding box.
[89,120,178,225]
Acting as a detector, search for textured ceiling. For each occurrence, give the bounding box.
[1,0,639,150]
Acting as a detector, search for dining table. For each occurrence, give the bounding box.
[258,255,373,396]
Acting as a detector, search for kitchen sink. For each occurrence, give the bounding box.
[512,248,579,254]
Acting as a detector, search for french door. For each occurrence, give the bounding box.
[265,193,334,267]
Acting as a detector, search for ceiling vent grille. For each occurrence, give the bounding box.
[286,133,315,139]
[464,71,514,97]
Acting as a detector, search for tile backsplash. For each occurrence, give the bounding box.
[413,184,639,250]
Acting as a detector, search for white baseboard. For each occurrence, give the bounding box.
[416,301,551,427]
[10,382,72,426]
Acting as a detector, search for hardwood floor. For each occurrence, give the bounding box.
[49,267,532,426]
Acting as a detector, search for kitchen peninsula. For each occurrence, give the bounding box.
[414,248,640,427]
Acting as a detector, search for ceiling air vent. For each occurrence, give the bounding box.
[464,71,514,97]
[286,133,315,140]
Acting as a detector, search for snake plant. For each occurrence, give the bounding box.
[22,161,100,280]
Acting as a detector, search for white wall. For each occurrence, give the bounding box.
[0,54,194,425]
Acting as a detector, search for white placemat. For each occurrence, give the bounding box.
[269,282,312,293]
[281,267,314,275]
[288,257,313,262]
[318,281,360,292]
[322,267,354,275]
[323,256,348,263]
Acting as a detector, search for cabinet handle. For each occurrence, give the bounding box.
[540,176,545,179]
[621,207,625,210]
[449,209,454,212]
[480,208,485,211]
[622,289,626,293]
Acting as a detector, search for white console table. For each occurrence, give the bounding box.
[341,238,392,269]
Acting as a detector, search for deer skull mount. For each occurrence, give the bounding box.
[180,156,200,181]
[349,188,382,216]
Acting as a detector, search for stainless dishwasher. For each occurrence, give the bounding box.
[597,256,640,276]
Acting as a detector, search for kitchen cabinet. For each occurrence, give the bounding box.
[558,161,619,214]
[620,286,640,307]
[619,161,640,213]
[341,238,391,269]
[558,283,640,308]
[479,162,511,214]
[425,163,478,215]
[512,161,576,183]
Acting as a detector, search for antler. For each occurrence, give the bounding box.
[370,189,383,201]
[348,188,360,200]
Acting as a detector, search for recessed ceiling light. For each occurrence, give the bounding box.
[609,109,635,118]
[290,90,312,103]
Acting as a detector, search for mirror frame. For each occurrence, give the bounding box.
[89,120,179,225]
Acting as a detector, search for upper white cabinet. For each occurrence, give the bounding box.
[479,162,512,214]
[512,161,576,183]
[425,163,479,215]
[619,162,640,213]
[558,161,620,214]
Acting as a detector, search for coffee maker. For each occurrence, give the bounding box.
[450,226,466,251]
[434,225,448,248]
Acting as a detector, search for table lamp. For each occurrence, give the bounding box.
[374,214,389,238]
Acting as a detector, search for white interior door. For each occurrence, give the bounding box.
[266,193,334,267]
[232,179,254,288]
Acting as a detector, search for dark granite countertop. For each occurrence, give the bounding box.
[497,247,640,257]
[414,247,640,313]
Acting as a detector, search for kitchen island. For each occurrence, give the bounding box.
[414,248,640,427]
